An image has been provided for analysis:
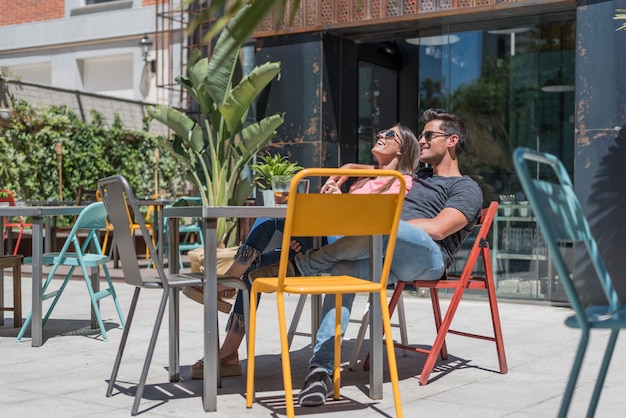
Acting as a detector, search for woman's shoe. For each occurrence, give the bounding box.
[190,354,242,379]
[183,285,232,314]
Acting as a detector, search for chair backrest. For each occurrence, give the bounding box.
[0,189,16,206]
[513,147,620,320]
[449,201,498,281]
[277,168,406,288]
[98,175,164,288]
[56,201,108,255]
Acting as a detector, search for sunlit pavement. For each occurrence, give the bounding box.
[1,260,624,417]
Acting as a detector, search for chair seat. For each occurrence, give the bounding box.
[42,252,109,266]
[565,305,626,329]
[254,276,384,294]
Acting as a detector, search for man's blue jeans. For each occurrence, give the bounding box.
[293,220,446,372]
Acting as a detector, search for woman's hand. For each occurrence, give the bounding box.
[321,179,342,194]
[322,163,375,192]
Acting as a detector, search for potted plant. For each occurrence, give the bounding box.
[147,5,284,247]
[251,152,302,206]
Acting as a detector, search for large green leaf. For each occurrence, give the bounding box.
[235,113,285,172]
[146,105,204,153]
[220,62,282,133]
[205,9,242,107]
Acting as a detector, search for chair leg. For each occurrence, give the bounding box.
[131,287,169,415]
[246,286,260,409]
[484,256,508,374]
[587,329,619,418]
[102,265,126,328]
[429,289,448,360]
[107,287,140,397]
[287,294,307,348]
[380,290,403,418]
[333,294,342,399]
[12,226,25,256]
[276,291,296,417]
[558,330,590,418]
[348,308,369,370]
[12,261,22,327]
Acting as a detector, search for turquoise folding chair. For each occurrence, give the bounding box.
[513,147,626,418]
[16,202,125,342]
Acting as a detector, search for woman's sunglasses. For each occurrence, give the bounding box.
[376,130,402,145]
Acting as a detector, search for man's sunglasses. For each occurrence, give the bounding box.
[418,130,451,141]
[376,129,402,145]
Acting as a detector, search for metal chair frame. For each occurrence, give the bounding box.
[98,175,249,416]
[514,147,626,418]
[245,168,405,418]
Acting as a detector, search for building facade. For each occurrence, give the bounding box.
[1,0,625,303]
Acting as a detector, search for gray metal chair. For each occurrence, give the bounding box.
[513,147,626,418]
[98,175,249,416]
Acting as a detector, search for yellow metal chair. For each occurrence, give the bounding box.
[245,168,404,418]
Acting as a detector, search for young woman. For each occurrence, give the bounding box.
[189,123,421,378]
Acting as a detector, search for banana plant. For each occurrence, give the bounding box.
[147,5,284,247]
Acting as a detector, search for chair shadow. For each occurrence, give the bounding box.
[0,319,121,343]
[105,343,402,416]
[348,339,501,388]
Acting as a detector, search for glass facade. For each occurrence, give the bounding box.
[357,19,576,301]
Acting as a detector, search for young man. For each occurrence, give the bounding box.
[250,109,483,406]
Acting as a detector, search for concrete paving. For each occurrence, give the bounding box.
[1,260,624,417]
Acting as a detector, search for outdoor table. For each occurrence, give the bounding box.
[163,205,386,412]
[0,205,85,346]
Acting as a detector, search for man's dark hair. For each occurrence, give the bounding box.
[422,108,467,155]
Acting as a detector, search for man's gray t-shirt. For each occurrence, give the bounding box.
[401,167,483,267]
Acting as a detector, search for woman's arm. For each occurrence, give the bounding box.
[321,163,376,193]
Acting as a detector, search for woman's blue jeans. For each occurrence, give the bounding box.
[225,217,313,334]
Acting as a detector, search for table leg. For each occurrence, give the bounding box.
[203,218,218,412]
[368,235,383,399]
[0,216,4,325]
[168,218,180,382]
[157,204,164,265]
[31,217,44,347]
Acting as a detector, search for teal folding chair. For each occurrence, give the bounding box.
[513,147,626,418]
[16,202,125,342]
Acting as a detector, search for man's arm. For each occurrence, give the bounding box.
[406,207,468,241]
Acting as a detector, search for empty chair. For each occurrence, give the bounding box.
[16,202,125,342]
[0,254,23,327]
[1,189,32,255]
[246,168,404,418]
[350,201,508,386]
[98,175,250,416]
[513,147,626,418]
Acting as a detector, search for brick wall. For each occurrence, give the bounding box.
[0,0,65,27]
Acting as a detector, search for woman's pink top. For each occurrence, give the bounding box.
[349,174,413,195]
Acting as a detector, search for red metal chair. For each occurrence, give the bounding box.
[1,190,32,256]
[356,201,507,385]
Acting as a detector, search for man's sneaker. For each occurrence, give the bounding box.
[298,368,333,407]
[248,260,300,281]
